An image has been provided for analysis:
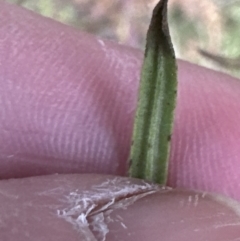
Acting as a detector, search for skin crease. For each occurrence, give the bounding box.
[1,1,240,240]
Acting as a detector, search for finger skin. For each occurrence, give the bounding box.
[1,2,240,201]
[1,174,240,241]
[1,3,240,240]
[169,61,240,200]
[0,1,140,178]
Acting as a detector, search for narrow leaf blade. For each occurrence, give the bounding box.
[129,0,177,184]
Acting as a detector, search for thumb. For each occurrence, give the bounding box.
[1,174,240,240]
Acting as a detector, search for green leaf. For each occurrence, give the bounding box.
[128,0,177,184]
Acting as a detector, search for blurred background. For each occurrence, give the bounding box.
[7,0,240,78]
